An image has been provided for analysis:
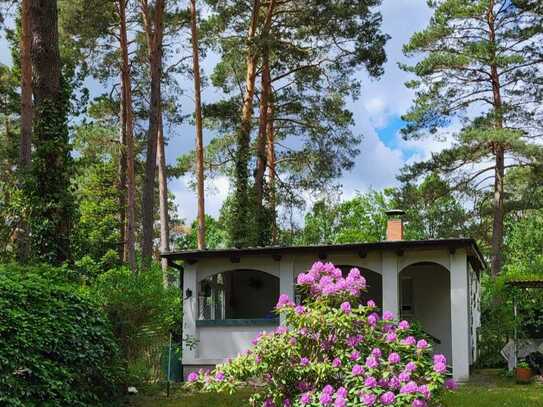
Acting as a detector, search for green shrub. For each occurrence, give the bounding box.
[477,274,543,369]
[90,265,180,384]
[0,264,122,406]
[476,276,512,368]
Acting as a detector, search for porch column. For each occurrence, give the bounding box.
[183,263,199,362]
[382,252,399,317]
[279,256,295,324]
[450,249,470,381]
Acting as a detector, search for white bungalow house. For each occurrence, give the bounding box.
[162,211,485,382]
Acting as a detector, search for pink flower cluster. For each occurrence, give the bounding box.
[276,294,295,309]
[296,262,366,297]
[300,385,349,407]
[433,353,448,373]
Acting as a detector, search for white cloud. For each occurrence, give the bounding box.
[341,125,404,197]
[171,175,230,222]
[356,0,432,117]
[333,0,433,198]
[364,97,386,116]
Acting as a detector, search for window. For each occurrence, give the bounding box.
[198,270,279,321]
[198,273,225,320]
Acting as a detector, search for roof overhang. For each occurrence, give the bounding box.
[162,238,487,272]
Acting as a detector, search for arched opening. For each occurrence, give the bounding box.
[198,269,279,321]
[399,262,452,361]
[338,265,383,309]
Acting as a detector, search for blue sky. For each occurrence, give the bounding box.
[0,0,448,224]
[376,118,408,154]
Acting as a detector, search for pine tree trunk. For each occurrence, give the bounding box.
[30,0,61,117]
[190,0,206,250]
[487,0,505,277]
[141,0,165,267]
[491,145,505,277]
[118,87,127,263]
[266,95,277,244]
[253,53,271,245]
[157,112,170,285]
[30,0,72,263]
[17,0,32,262]
[231,0,260,247]
[118,0,137,272]
[257,0,277,244]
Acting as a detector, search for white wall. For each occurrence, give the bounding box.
[450,249,470,381]
[197,325,275,361]
[197,257,280,282]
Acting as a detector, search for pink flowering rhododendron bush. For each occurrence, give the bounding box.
[187,261,456,406]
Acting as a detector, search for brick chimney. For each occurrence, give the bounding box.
[385,209,405,241]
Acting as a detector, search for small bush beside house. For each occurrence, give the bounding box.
[91,266,181,384]
[188,261,456,407]
[0,264,122,406]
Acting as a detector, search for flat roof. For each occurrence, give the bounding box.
[162,238,487,271]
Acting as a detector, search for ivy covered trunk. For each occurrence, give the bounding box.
[491,144,505,278]
[266,96,277,243]
[19,0,32,170]
[29,0,73,263]
[231,0,260,248]
[17,0,33,262]
[118,87,127,264]
[253,53,271,246]
[252,0,276,246]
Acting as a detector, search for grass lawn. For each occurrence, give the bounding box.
[123,370,542,407]
[441,370,543,406]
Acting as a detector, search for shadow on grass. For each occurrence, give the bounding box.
[116,384,251,407]
[120,370,543,407]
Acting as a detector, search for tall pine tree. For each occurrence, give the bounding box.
[401,0,543,276]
